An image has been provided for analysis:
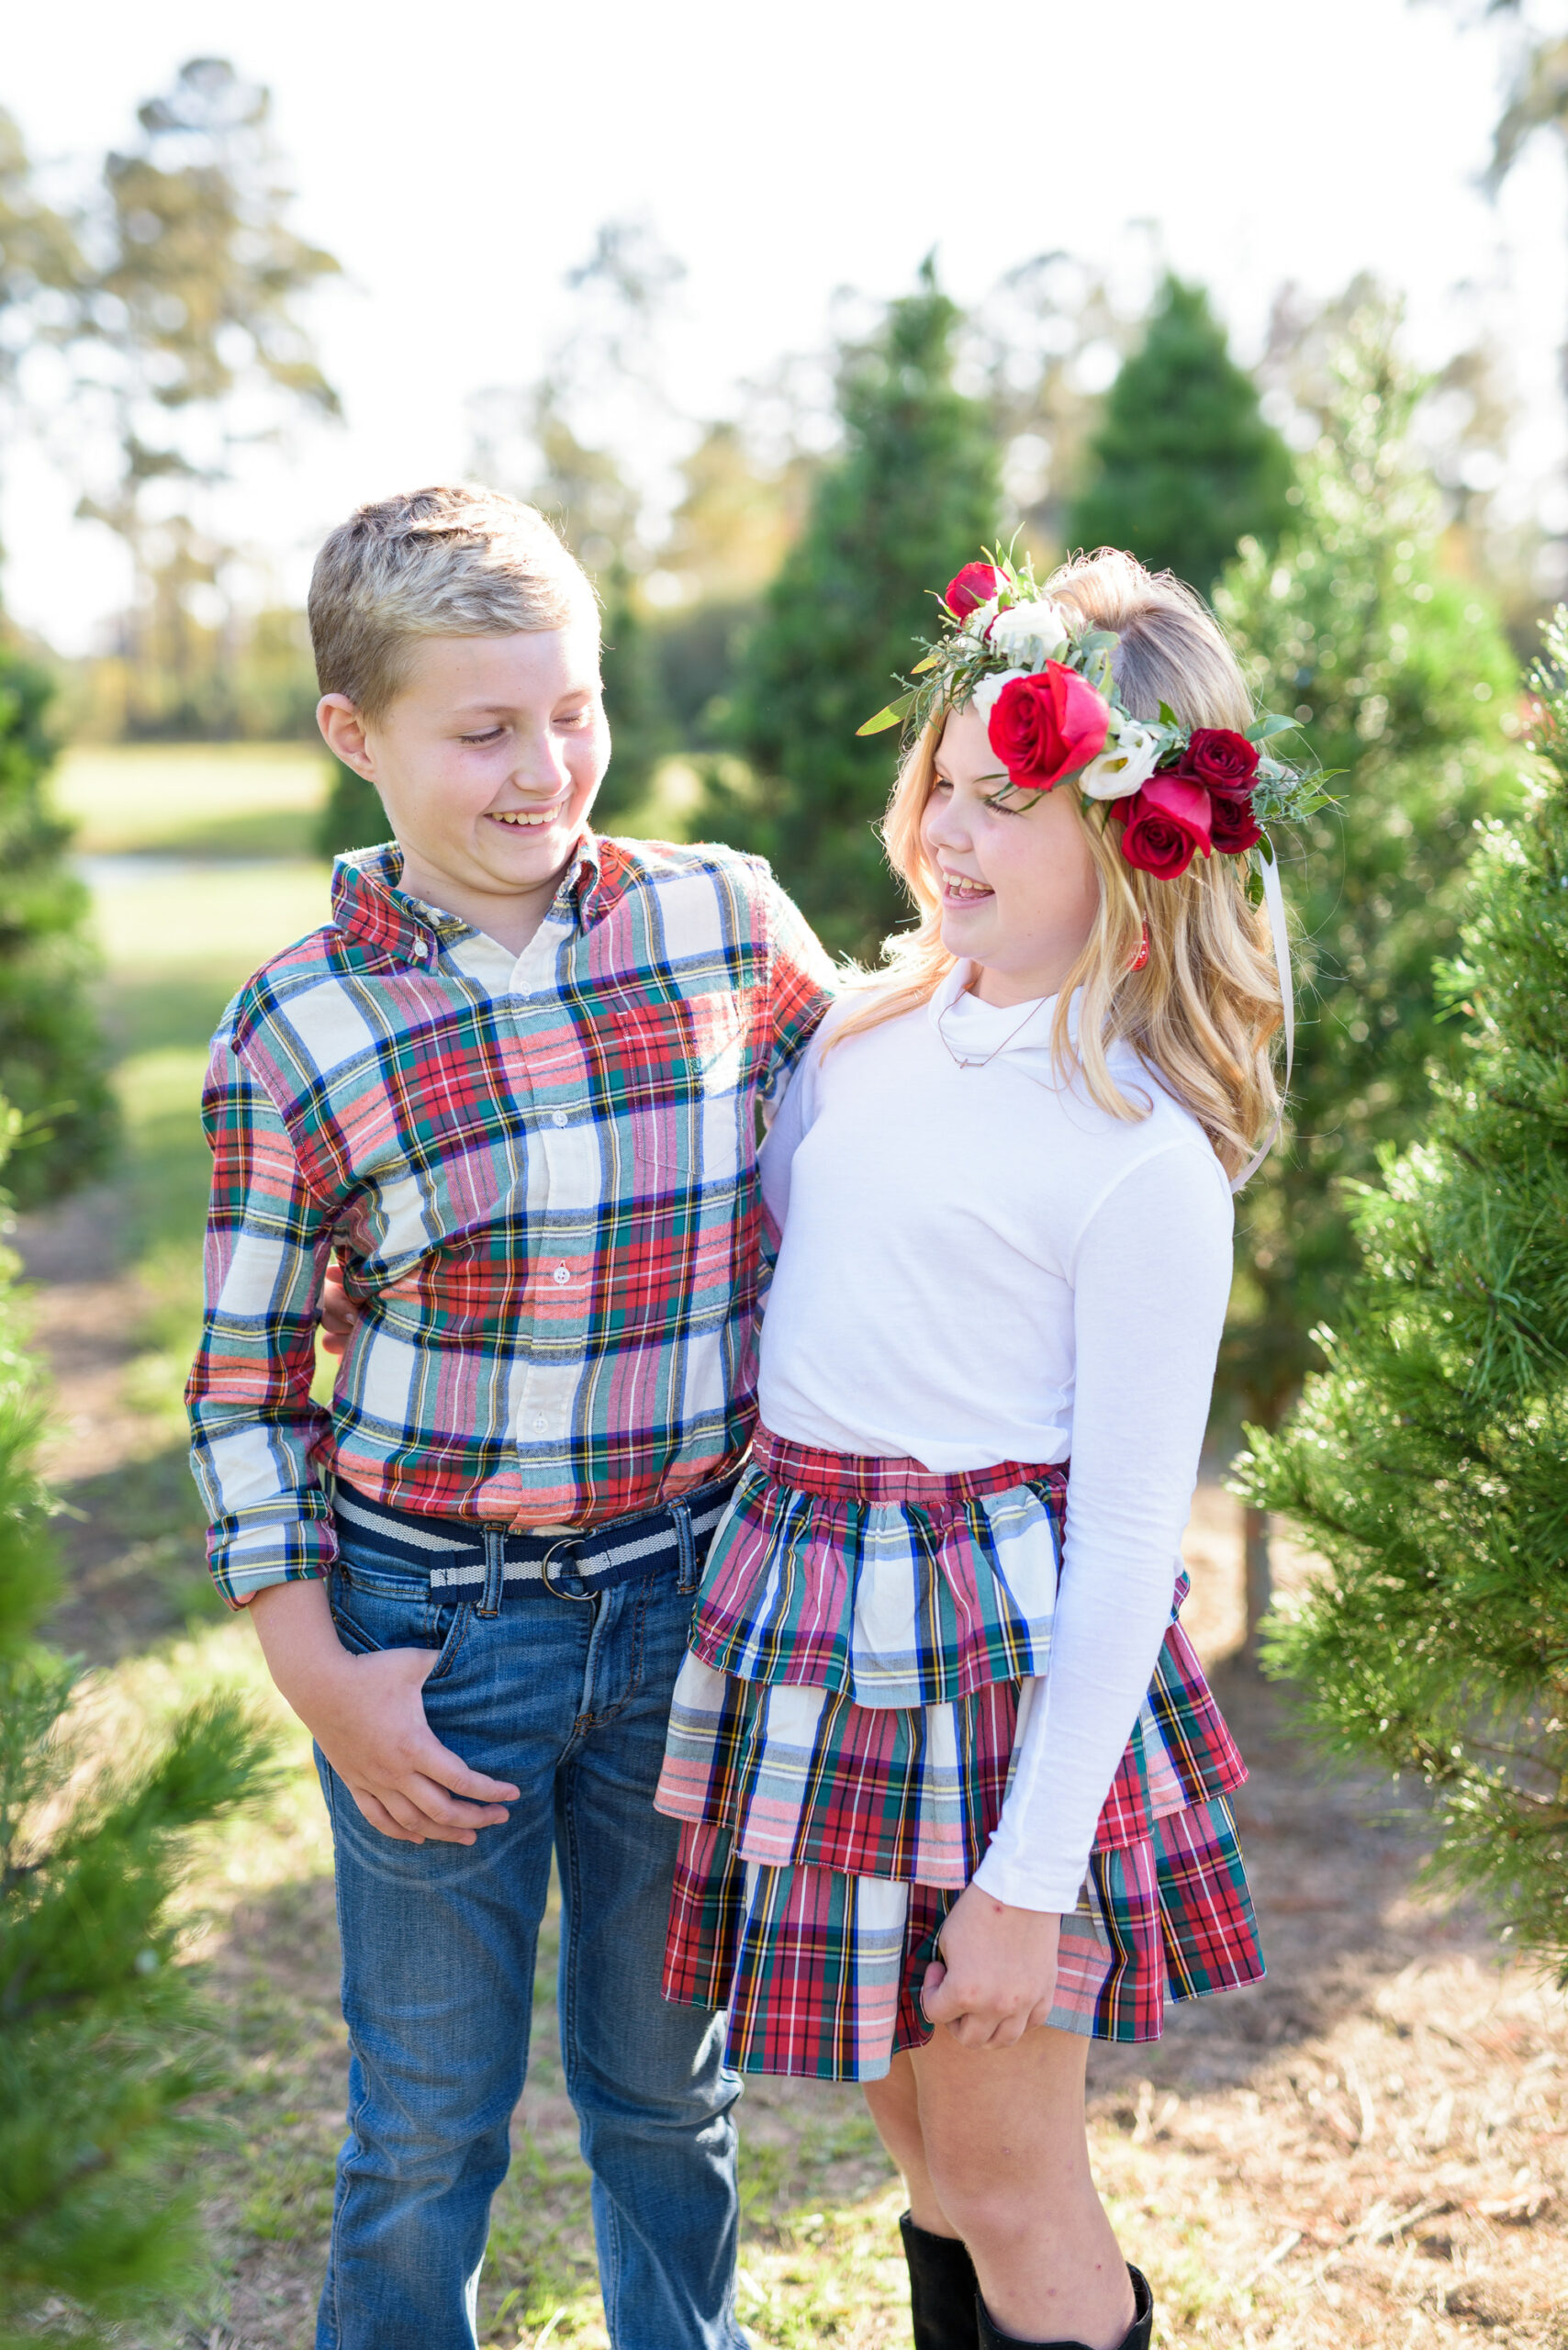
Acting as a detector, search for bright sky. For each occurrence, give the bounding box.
[4,0,1564,650]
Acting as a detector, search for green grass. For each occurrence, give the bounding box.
[54,741,329,857]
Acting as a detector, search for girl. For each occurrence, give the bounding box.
[655,549,1305,2350]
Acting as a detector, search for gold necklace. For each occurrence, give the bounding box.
[935,990,1047,1071]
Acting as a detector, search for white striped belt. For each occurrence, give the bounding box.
[330,1471,740,1604]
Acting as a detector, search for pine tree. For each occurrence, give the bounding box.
[1241,611,1568,1971]
[594,557,675,825]
[1215,310,1518,1642]
[651,420,815,748]
[0,649,115,1209]
[1068,274,1294,595]
[715,262,1000,957]
[0,1096,275,2335]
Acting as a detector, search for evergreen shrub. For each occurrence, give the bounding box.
[1216,313,1518,1440]
[0,651,115,1208]
[0,1098,275,2334]
[1243,613,1568,1972]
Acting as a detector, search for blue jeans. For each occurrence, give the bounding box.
[313,1524,745,2350]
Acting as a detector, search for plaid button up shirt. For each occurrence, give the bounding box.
[187,836,834,1606]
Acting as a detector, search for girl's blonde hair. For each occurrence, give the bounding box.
[834,548,1282,1178]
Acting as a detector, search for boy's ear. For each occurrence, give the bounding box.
[318,693,375,778]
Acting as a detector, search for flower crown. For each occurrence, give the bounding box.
[858,551,1325,880]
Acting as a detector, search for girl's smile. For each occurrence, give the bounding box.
[937,864,994,906]
[921,704,1101,1006]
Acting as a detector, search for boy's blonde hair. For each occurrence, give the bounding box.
[308,485,599,720]
[838,549,1283,1178]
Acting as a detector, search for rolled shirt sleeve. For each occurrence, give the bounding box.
[185,1032,339,1606]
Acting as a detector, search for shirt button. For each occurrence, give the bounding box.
[552,1264,570,1284]
[533,1416,547,1431]
[551,1110,568,1128]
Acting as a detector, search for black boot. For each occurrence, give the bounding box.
[900,2210,980,2350]
[975,2264,1154,2350]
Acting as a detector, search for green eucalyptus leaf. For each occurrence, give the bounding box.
[857,695,913,737]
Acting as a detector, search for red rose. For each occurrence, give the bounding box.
[987,664,1110,790]
[1208,787,1262,856]
[1184,728,1259,789]
[1111,774,1214,878]
[944,562,1002,620]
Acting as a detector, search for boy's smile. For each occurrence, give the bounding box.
[319,623,610,957]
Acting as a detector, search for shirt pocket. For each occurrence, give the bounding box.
[591,990,752,1184]
[597,989,749,1100]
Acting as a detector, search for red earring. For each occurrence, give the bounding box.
[1127,922,1150,973]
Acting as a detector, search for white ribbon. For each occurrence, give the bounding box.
[1229,838,1294,1194]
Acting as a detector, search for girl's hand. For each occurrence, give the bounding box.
[919,1882,1061,2049]
[319,1263,360,1357]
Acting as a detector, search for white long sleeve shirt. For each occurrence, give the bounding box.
[756,961,1234,1912]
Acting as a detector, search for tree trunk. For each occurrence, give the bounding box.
[1243,1505,1271,1669]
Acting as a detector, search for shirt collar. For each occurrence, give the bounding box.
[927,959,1072,1056]
[569,829,608,919]
[330,834,605,966]
[927,958,978,1024]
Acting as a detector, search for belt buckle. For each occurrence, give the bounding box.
[540,1534,595,1602]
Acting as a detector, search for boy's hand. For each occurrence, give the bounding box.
[919,1881,1061,2049]
[318,1264,360,1358]
[250,1580,520,1845]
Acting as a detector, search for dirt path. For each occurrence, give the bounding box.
[15,1191,1568,2349]
[17,1187,219,1662]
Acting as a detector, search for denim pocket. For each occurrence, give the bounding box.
[328,1552,471,1683]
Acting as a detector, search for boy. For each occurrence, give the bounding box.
[187,486,833,2350]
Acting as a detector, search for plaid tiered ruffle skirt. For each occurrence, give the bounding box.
[654,1427,1264,2081]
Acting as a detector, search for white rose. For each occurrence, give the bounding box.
[970,667,1029,722]
[988,598,1070,668]
[957,598,1001,653]
[1078,719,1162,800]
